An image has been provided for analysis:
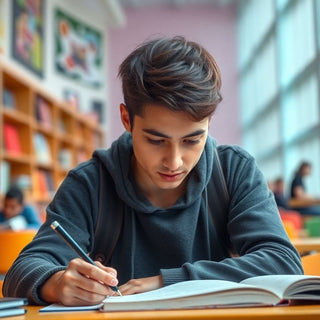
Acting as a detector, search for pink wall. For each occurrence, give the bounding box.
[107,4,240,146]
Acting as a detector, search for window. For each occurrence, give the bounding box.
[238,0,320,195]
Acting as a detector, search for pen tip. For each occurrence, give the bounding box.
[117,289,122,296]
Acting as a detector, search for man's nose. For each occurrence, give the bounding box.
[163,146,183,171]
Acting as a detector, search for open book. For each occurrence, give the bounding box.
[40,275,320,313]
[101,275,320,311]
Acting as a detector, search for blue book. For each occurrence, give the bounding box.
[0,297,27,318]
[0,297,28,310]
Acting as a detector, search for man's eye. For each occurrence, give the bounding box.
[184,139,200,145]
[147,138,164,145]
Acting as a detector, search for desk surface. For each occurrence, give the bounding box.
[292,237,320,254]
[9,304,320,320]
[288,198,320,208]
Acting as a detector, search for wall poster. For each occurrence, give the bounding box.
[11,0,44,77]
[54,9,103,88]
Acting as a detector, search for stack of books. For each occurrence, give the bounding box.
[0,297,28,317]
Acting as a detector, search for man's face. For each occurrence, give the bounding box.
[121,103,209,195]
[3,198,23,219]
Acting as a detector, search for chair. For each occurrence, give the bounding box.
[0,230,37,275]
[279,209,303,239]
[305,217,320,237]
[279,209,303,230]
[282,220,298,239]
[301,252,320,276]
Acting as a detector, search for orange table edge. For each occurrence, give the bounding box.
[8,304,320,320]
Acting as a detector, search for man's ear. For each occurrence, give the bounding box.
[120,103,131,132]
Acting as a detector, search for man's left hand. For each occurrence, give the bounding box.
[119,275,163,295]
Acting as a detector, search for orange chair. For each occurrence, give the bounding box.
[282,220,298,239]
[279,209,303,230]
[0,230,37,275]
[279,209,304,239]
[301,252,320,276]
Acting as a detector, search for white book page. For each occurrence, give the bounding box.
[8,216,27,230]
[103,280,247,304]
[102,280,281,311]
[241,275,320,298]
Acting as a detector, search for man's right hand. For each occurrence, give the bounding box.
[40,258,119,306]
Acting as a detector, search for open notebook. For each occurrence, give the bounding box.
[40,274,320,312]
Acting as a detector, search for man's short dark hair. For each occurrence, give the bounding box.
[118,36,222,126]
[5,186,24,204]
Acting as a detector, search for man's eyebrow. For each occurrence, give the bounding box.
[142,129,205,139]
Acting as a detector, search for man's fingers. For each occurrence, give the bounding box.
[70,258,119,288]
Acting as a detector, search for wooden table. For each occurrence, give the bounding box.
[288,198,320,208]
[8,304,320,320]
[292,237,320,255]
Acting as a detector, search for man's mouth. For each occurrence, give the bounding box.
[158,172,184,182]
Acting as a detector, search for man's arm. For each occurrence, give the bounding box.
[3,161,101,304]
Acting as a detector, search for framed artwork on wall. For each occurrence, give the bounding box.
[63,88,80,110]
[54,9,103,88]
[11,0,44,77]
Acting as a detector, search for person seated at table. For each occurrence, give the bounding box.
[290,161,320,216]
[273,177,289,210]
[3,36,303,306]
[0,186,42,230]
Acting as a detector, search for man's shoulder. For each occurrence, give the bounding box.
[216,144,254,162]
[67,150,115,186]
[69,156,100,176]
[214,144,257,182]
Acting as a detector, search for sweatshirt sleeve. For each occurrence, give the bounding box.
[161,146,303,286]
[2,161,100,305]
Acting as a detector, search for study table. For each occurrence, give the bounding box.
[9,304,320,320]
[291,237,320,255]
[288,198,320,208]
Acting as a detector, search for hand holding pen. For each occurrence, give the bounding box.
[51,221,122,297]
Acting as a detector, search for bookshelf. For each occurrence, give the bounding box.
[0,58,105,205]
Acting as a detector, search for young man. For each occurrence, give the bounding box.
[0,186,41,230]
[3,36,303,306]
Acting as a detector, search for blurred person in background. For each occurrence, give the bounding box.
[0,186,42,230]
[273,177,289,210]
[290,161,320,216]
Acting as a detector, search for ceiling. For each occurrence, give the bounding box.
[95,0,235,28]
[118,0,235,8]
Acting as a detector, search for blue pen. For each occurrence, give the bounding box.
[51,220,121,296]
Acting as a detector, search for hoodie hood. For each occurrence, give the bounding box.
[93,132,217,213]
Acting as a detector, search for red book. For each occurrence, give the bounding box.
[34,170,49,199]
[3,123,22,155]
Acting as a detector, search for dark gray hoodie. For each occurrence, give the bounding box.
[3,132,303,304]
